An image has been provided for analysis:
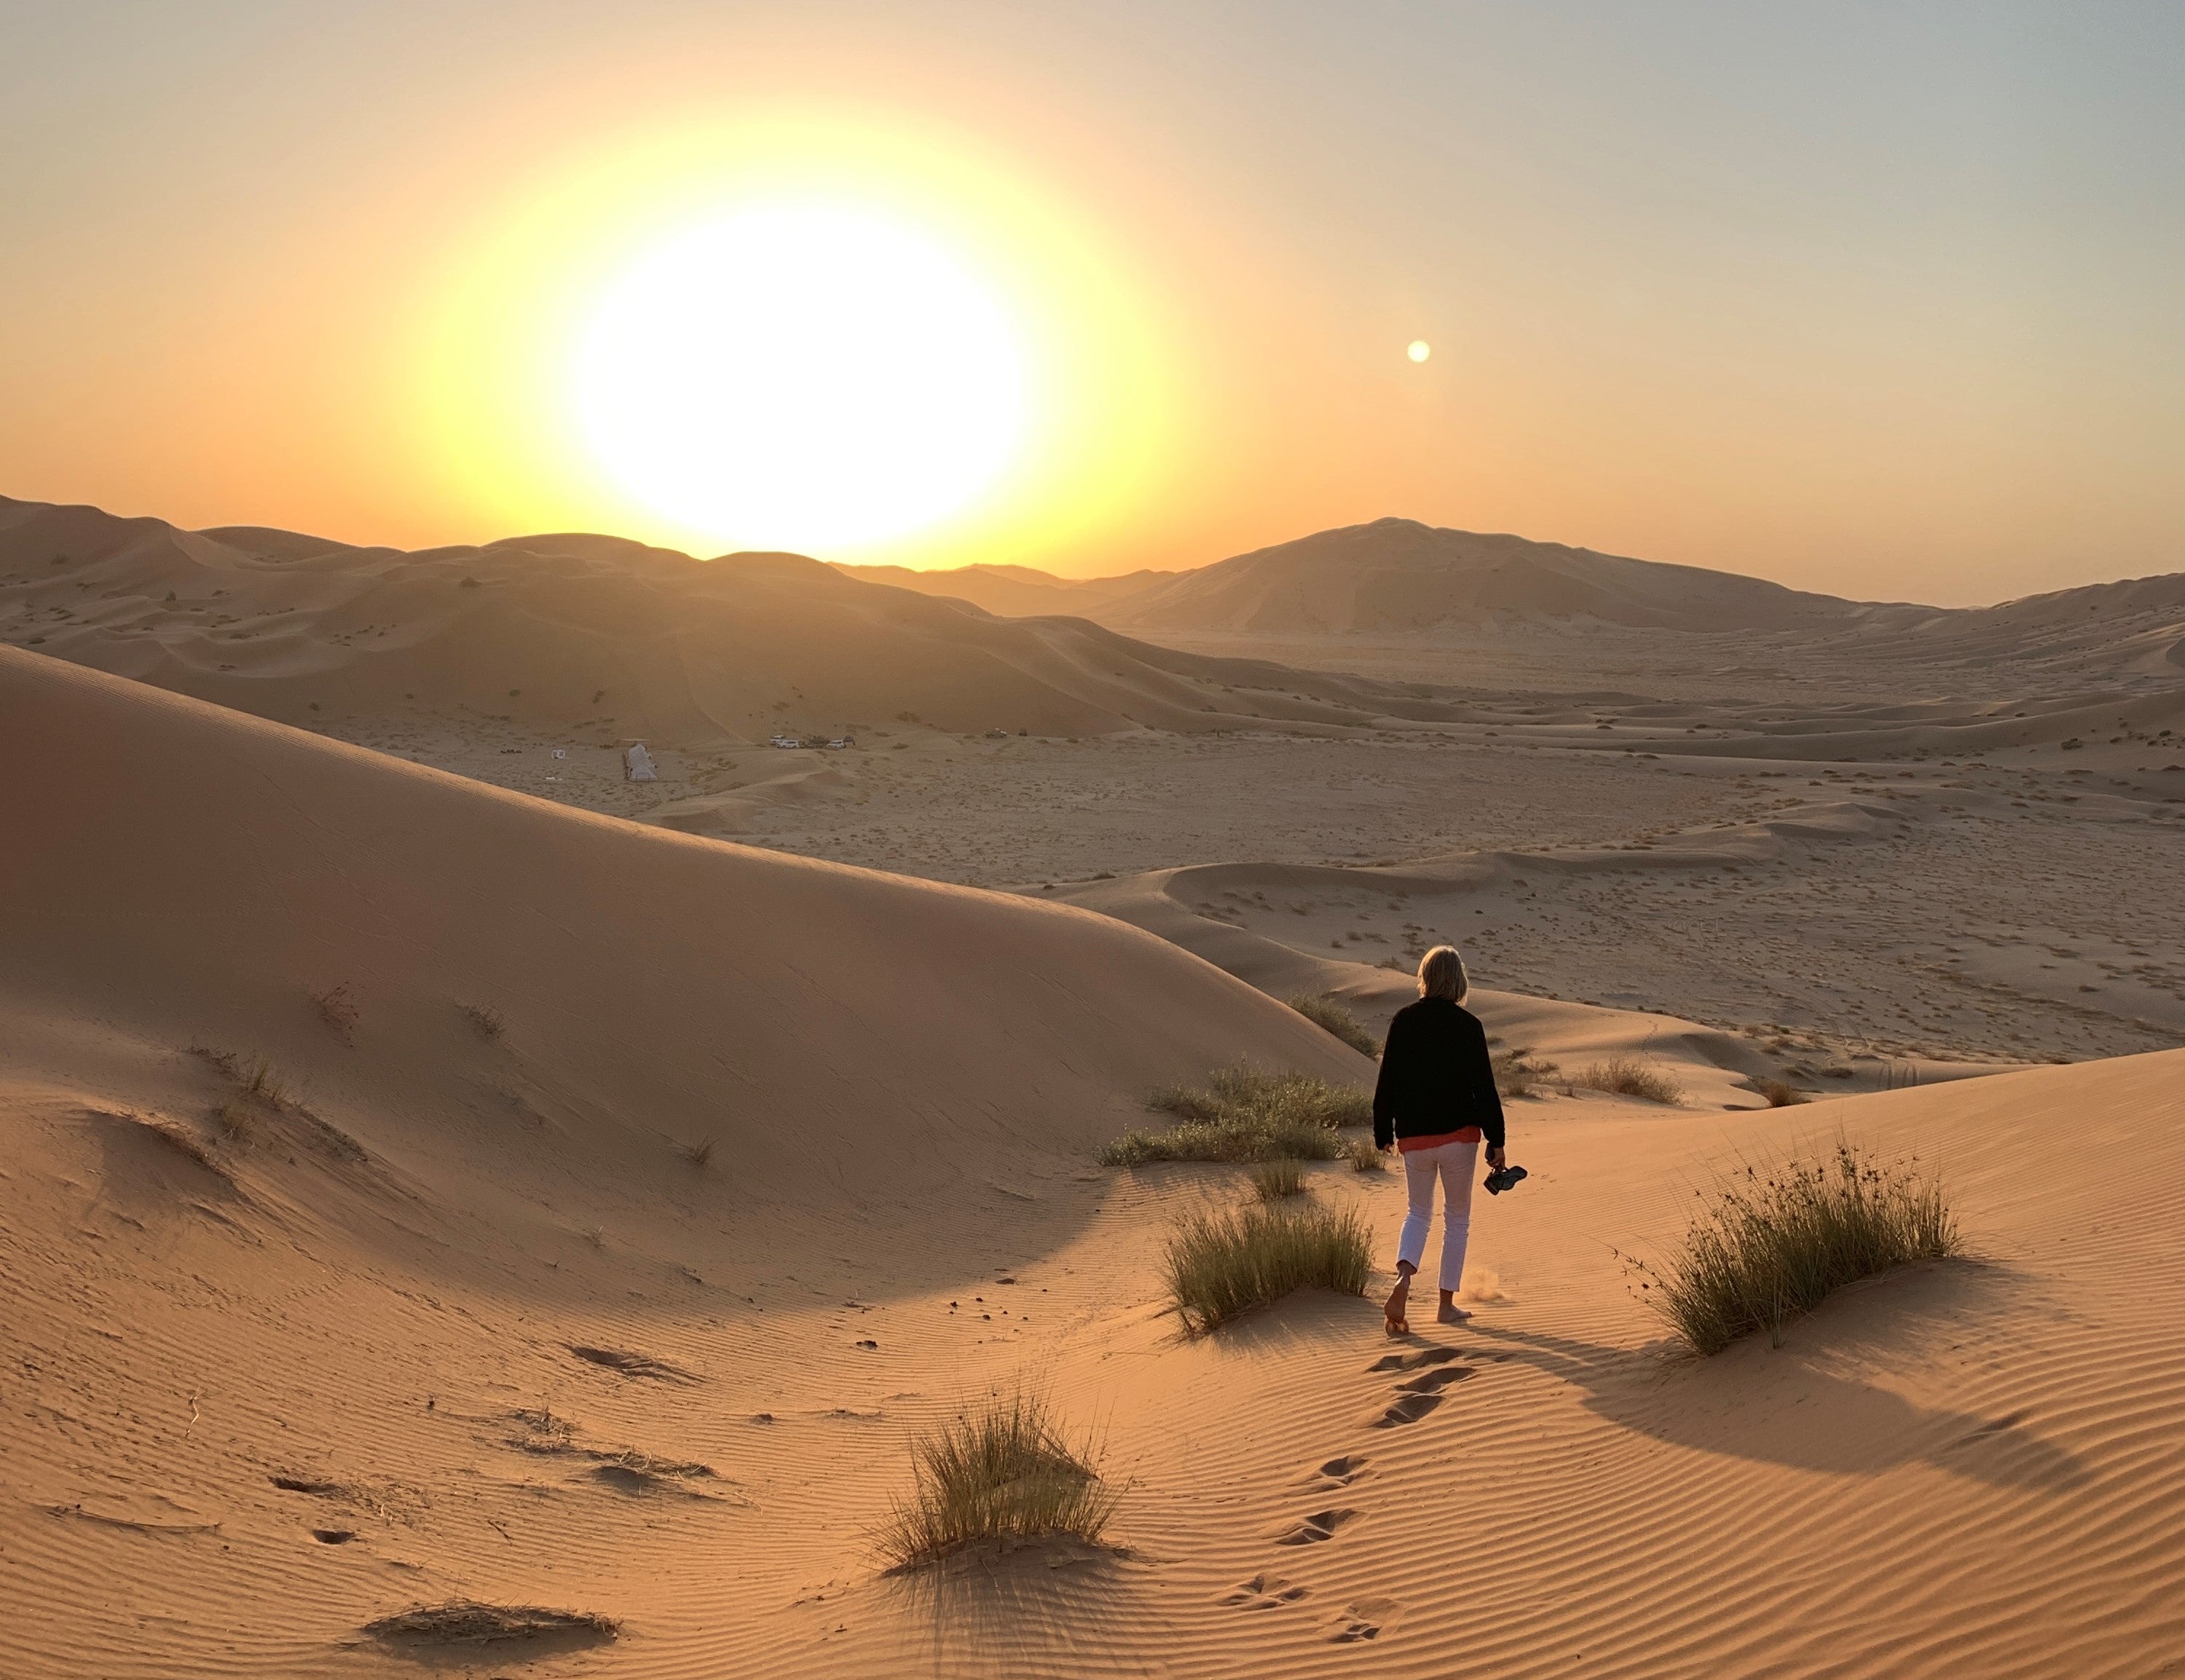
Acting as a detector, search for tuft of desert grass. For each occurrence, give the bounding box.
[1286,994,1379,1058]
[1163,1202,1373,1333]
[880,1392,1119,1569]
[1100,1066,1370,1166]
[1754,1077,1809,1108]
[310,983,361,1038]
[1347,1135,1387,1173]
[460,1001,505,1041]
[210,1101,255,1145]
[1249,1159,1307,1201]
[1622,1140,1959,1354]
[1492,1046,1561,1100]
[1577,1057,1684,1105]
[238,1054,294,1107]
[681,1136,717,1168]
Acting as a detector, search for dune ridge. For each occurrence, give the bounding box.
[0,497,1479,746]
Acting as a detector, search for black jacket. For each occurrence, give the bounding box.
[1371,997,1505,1152]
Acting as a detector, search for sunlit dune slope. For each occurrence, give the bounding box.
[0,497,1468,744]
[0,643,1361,1238]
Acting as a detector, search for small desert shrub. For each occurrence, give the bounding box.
[1754,1077,1808,1108]
[232,1054,293,1108]
[210,1101,255,1144]
[1578,1057,1684,1105]
[1100,1067,1371,1165]
[1493,1046,1560,1099]
[881,1394,1119,1568]
[460,1002,505,1041]
[682,1136,716,1168]
[1286,994,1379,1058]
[1163,1202,1373,1333]
[1347,1135,1387,1173]
[1250,1160,1307,1201]
[1624,1140,1959,1354]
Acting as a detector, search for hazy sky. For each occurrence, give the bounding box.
[3,1,2180,602]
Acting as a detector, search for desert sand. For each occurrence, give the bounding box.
[5,503,2185,1678]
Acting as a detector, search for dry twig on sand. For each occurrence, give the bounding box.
[364,1603,618,1647]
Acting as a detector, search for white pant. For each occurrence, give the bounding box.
[1397,1137,1479,1293]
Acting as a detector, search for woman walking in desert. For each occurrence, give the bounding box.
[1374,945,1506,1336]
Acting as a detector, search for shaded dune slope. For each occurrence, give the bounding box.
[0,644,1361,1244]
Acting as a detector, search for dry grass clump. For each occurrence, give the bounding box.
[681,1135,717,1168]
[1347,1135,1387,1173]
[460,1001,505,1041]
[1286,994,1379,1057]
[1754,1077,1809,1108]
[1578,1057,1684,1105]
[209,1101,255,1144]
[1249,1159,1307,1201]
[880,1393,1119,1569]
[364,1602,619,1647]
[1624,1140,1959,1354]
[1163,1202,1373,1333]
[1492,1046,1561,1099]
[1099,1067,1370,1165]
[191,1045,295,1108]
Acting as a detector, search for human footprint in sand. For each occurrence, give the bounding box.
[1373,946,1507,1336]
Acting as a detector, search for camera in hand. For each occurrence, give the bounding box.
[1484,1162,1528,1195]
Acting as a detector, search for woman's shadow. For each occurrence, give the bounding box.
[1462,1261,2088,1494]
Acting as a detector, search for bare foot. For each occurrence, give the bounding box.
[1436,1303,1473,1325]
[1384,1278,1412,1338]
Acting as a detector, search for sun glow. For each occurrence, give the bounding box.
[573,203,1031,550]
[409,111,1184,567]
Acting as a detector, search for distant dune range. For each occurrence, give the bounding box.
[0,497,1498,746]
[10,498,2183,767]
[5,644,2185,1677]
[840,516,2185,682]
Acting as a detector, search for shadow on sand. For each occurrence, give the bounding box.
[1463,1261,2088,1492]
[874,1541,1157,1679]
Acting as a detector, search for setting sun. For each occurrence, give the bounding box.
[572,201,1031,551]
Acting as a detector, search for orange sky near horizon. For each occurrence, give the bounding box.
[2,3,2181,606]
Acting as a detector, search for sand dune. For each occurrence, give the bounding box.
[6,497,2184,1677]
[1100,518,1869,634]
[857,518,2185,691]
[4,637,2181,1675]
[0,497,1473,746]
[831,560,1176,618]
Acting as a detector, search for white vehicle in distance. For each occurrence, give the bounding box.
[768,734,801,749]
[828,735,854,749]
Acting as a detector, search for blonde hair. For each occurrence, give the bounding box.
[1417,945,1468,1002]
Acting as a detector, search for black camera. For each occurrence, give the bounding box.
[1484,1163,1527,1195]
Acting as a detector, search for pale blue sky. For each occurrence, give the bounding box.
[3,1,2180,599]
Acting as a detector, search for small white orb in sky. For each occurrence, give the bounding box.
[1406,339,1431,363]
